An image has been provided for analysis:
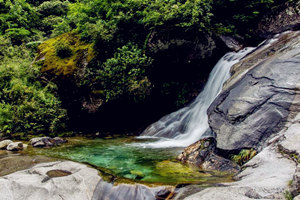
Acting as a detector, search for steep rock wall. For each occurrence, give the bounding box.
[208,31,300,151]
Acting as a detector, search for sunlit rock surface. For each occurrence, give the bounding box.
[208,31,300,151]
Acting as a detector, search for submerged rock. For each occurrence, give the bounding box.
[7,142,23,151]
[30,137,67,148]
[0,140,12,149]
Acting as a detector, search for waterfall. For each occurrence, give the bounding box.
[138,47,255,148]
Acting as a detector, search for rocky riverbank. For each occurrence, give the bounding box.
[179,30,300,199]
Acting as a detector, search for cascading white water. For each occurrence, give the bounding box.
[137,47,255,148]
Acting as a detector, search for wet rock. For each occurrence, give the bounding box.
[7,142,23,151]
[30,137,67,148]
[0,140,13,149]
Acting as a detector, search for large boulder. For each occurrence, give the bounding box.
[0,140,12,149]
[30,137,67,148]
[0,161,101,200]
[183,112,300,200]
[6,142,23,151]
[208,31,300,151]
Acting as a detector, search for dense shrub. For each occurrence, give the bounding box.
[37,0,69,17]
[0,40,67,139]
[94,43,153,102]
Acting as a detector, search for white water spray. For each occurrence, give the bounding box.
[137,47,255,148]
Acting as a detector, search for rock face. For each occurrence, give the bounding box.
[0,140,12,149]
[257,1,300,38]
[178,137,240,174]
[184,113,300,200]
[208,31,300,151]
[6,142,23,151]
[30,137,67,148]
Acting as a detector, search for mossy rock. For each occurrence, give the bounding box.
[36,32,95,77]
[155,160,210,178]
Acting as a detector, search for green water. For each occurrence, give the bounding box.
[25,137,232,185]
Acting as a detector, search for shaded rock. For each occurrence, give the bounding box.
[220,35,243,52]
[7,142,23,151]
[30,137,67,148]
[178,138,240,174]
[208,31,300,151]
[202,153,240,174]
[0,140,12,149]
[257,1,300,38]
[177,137,216,166]
[156,189,172,200]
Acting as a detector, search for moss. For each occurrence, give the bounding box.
[37,32,94,77]
[231,149,257,165]
[154,160,211,179]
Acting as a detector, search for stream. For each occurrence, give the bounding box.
[24,137,233,185]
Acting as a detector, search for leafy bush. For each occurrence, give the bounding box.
[37,0,69,17]
[68,0,214,43]
[0,45,67,139]
[5,28,31,44]
[95,43,153,102]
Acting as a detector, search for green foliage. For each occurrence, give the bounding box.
[0,0,71,43]
[37,0,69,17]
[213,0,291,38]
[55,41,73,58]
[5,28,31,43]
[95,43,153,102]
[68,0,213,43]
[231,149,257,165]
[0,41,67,139]
[284,191,293,200]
